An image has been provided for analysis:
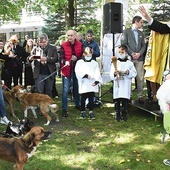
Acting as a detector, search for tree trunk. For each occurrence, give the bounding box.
[65,0,75,28]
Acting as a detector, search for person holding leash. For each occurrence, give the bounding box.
[60,30,83,118]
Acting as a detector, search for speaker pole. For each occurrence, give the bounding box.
[112,33,115,56]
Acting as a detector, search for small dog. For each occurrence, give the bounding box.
[0,126,52,170]
[5,117,35,137]
[12,85,59,125]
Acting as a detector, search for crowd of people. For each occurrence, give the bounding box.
[0,5,170,167]
[0,5,169,126]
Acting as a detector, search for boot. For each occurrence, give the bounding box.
[122,112,127,121]
[80,111,86,119]
[115,112,121,122]
[89,111,95,119]
[115,101,121,121]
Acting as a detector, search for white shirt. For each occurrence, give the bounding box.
[75,59,103,94]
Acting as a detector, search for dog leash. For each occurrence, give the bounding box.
[2,84,11,91]
[38,64,67,84]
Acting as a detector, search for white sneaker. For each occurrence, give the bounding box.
[0,118,7,125]
[163,159,170,166]
[1,116,10,125]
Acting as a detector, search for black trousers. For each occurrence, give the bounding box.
[81,92,95,111]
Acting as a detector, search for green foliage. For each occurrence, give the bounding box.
[0,0,26,23]
[150,0,170,22]
[43,0,101,44]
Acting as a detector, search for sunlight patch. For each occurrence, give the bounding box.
[114,133,136,144]
[104,103,114,107]
[141,144,160,150]
[62,130,82,136]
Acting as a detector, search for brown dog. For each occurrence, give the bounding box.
[12,85,59,125]
[2,85,37,118]
[0,126,52,170]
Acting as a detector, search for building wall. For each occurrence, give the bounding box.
[0,9,45,44]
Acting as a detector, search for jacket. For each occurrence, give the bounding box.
[32,44,58,79]
[121,27,146,61]
[149,20,170,34]
[60,40,83,77]
[83,40,100,60]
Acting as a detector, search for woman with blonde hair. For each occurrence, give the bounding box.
[24,38,35,87]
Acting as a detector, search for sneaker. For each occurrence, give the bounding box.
[62,110,68,118]
[89,111,95,119]
[0,118,7,125]
[0,116,11,125]
[80,111,86,119]
[163,159,170,166]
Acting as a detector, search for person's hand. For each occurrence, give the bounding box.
[138,6,152,22]
[40,57,47,62]
[114,70,119,76]
[87,75,91,79]
[8,51,15,58]
[71,55,77,61]
[65,61,70,66]
[125,70,129,75]
[132,53,140,60]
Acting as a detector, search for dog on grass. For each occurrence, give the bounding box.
[0,126,52,170]
[12,85,59,125]
[2,85,37,118]
[5,117,35,137]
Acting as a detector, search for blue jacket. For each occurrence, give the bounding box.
[83,40,100,60]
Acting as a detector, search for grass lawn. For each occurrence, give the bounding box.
[0,78,170,170]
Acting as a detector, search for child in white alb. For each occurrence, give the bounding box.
[75,47,103,119]
[110,45,137,121]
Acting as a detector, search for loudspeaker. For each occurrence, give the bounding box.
[103,2,123,34]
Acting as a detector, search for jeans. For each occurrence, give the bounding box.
[0,84,6,117]
[62,74,80,111]
[72,74,80,106]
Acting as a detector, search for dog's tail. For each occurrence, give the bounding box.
[49,104,59,113]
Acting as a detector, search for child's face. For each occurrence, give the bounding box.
[118,47,126,55]
[85,52,92,57]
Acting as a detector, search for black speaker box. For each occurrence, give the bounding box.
[103,2,123,34]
